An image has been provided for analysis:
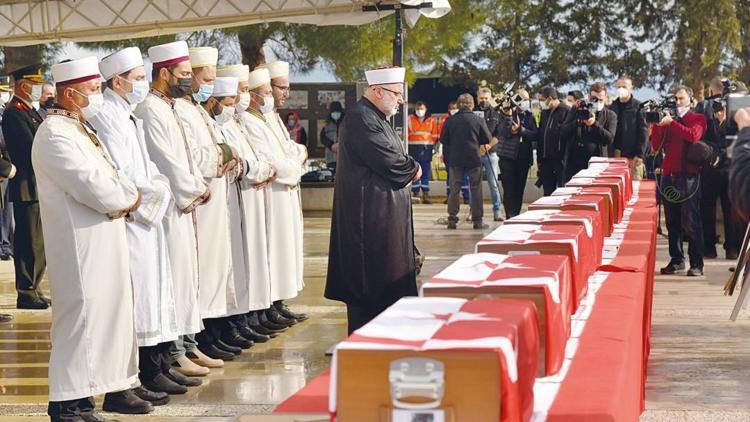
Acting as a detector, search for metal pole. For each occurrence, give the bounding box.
[393,7,408,149]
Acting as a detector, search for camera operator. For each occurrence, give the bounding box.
[498,89,538,218]
[610,75,648,179]
[696,77,746,260]
[561,82,618,181]
[477,87,504,221]
[536,86,570,196]
[651,85,707,276]
[730,107,750,221]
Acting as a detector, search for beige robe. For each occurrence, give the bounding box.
[238,110,304,301]
[32,110,139,401]
[173,99,235,318]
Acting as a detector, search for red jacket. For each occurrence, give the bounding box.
[650,112,707,175]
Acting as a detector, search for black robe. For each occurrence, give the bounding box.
[325,98,420,309]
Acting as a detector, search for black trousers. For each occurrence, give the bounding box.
[448,166,482,223]
[539,158,563,196]
[346,302,392,335]
[48,396,95,421]
[701,167,745,255]
[499,158,530,218]
[138,342,172,380]
[196,318,223,346]
[13,201,45,297]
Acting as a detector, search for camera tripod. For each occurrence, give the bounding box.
[724,224,750,320]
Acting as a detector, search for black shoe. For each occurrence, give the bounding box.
[727,251,739,260]
[0,313,12,323]
[258,311,289,332]
[660,262,685,275]
[198,343,235,361]
[473,222,489,230]
[38,292,52,306]
[275,302,308,322]
[0,253,9,261]
[447,221,457,230]
[72,409,110,422]
[265,307,296,327]
[248,323,278,337]
[17,294,48,310]
[238,325,271,343]
[221,332,253,349]
[140,373,187,395]
[215,339,242,355]
[247,312,281,336]
[132,385,169,406]
[102,389,153,414]
[165,368,202,387]
[687,267,704,277]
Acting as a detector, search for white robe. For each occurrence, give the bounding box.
[216,117,275,313]
[238,110,304,301]
[90,89,178,347]
[173,99,235,318]
[134,92,206,336]
[265,112,306,292]
[32,110,139,401]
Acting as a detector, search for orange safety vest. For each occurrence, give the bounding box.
[408,114,439,146]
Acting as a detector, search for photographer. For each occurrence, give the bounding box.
[536,86,570,195]
[476,87,503,221]
[610,75,648,179]
[498,88,538,218]
[696,77,745,260]
[650,85,707,276]
[730,107,750,221]
[561,82,618,181]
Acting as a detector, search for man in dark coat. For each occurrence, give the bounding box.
[537,86,571,196]
[1,64,48,310]
[325,67,421,334]
[440,93,492,229]
[610,75,648,177]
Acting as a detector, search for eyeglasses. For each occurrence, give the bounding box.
[379,86,404,99]
[272,84,290,93]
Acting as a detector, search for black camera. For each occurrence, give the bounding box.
[495,81,524,111]
[575,99,597,121]
[641,95,678,124]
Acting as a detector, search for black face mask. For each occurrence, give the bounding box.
[478,101,490,110]
[167,74,193,98]
[42,97,55,109]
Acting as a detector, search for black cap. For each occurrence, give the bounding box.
[9,64,44,83]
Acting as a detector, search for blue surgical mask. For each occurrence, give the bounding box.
[331,111,342,121]
[192,84,214,103]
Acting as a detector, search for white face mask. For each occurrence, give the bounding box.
[260,95,275,114]
[214,103,235,125]
[235,92,251,113]
[540,100,550,111]
[73,89,104,119]
[31,101,40,110]
[448,109,458,116]
[593,99,605,112]
[520,100,531,111]
[415,109,426,118]
[0,92,9,104]
[616,87,629,99]
[677,106,690,117]
[124,79,149,105]
[28,84,42,102]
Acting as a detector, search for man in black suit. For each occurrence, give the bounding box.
[1,64,48,310]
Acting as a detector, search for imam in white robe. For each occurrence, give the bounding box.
[134,90,206,335]
[173,99,235,318]
[32,109,139,401]
[238,109,303,302]
[90,88,178,347]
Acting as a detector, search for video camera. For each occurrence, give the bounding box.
[641,95,678,124]
[495,81,524,111]
[575,98,599,121]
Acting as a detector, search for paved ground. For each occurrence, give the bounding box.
[0,201,748,421]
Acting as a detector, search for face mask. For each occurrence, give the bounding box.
[214,104,235,125]
[72,90,104,119]
[478,100,490,110]
[235,93,251,113]
[448,109,458,115]
[331,111,342,120]
[27,84,42,102]
[677,106,690,117]
[0,92,9,104]
[260,95,275,114]
[167,73,193,98]
[520,100,531,112]
[124,79,149,105]
[31,101,40,110]
[288,118,296,127]
[540,100,550,111]
[616,87,629,99]
[192,83,214,103]
[415,109,426,118]
[43,97,55,108]
[594,100,605,112]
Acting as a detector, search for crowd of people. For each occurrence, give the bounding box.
[0,42,311,421]
[409,76,749,276]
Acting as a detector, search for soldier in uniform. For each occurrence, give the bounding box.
[1,64,48,310]
[0,75,16,322]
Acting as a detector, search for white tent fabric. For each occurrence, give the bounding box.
[0,0,451,46]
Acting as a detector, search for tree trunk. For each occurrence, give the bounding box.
[3,46,44,74]
[237,26,269,70]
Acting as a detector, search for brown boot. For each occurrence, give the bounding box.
[422,192,432,204]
